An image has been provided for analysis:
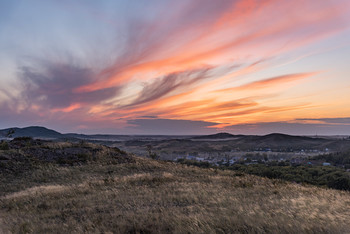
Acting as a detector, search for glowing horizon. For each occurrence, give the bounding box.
[0,0,350,135]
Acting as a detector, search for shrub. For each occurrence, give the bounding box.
[147,145,159,160]
[13,137,33,141]
[328,176,350,190]
[0,141,9,150]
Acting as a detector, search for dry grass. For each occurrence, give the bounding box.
[1,157,350,233]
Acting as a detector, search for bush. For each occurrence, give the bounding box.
[13,137,33,141]
[146,145,159,160]
[0,141,9,150]
[328,176,350,190]
[179,160,350,191]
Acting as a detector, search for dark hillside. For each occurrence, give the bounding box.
[192,132,241,140]
[0,126,63,139]
[229,133,331,150]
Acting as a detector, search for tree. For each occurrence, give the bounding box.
[0,141,9,150]
[328,176,350,190]
[6,129,15,138]
[146,145,159,160]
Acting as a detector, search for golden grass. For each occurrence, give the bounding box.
[1,157,350,233]
[3,185,68,200]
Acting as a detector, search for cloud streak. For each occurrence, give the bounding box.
[125,67,212,107]
[216,72,318,93]
[19,62,121,110]
[76,0,348,93]
[297,117,350,125]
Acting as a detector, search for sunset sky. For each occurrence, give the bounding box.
[1,0,350,135]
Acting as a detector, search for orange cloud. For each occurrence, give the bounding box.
[52,103,81,113]
[216,72,318,93]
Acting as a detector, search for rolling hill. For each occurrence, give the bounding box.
[192,132,241,140]
[0,126,63,139]
[1,139,350,233]
[1,127,349,153]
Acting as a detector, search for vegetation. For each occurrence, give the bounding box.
[147,145,159,160]
[311,151,350,168]
[13,136,33,141]
[0,141,9,150]
[6,128,15,138]
[178,159,350,191]
[229,164,350,191]
[1,140,350,233]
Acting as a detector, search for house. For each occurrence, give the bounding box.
[186,155,196,160]
[229,159,236,165]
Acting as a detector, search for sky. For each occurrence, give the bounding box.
[0,0,350,135]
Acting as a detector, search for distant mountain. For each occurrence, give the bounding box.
[258,133,316,142]
[192,132,242,140]
[0,127,136,141]
[0,126,63,139]
[230,133,331,150]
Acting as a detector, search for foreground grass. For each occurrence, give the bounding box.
[1,148,350,233]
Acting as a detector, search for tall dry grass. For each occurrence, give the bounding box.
[1,157,350,233]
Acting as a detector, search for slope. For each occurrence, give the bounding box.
[0,126,63,139]
[0,140,350,233]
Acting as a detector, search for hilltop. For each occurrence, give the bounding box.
[240,133,330,149]
[1,139,350,233]
[0,126,62,139]
[192,132,240,140]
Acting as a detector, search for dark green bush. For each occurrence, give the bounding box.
[0,141,9,150]
[328,176,350,190]
[13,137,33,141]
[177,160,350,191]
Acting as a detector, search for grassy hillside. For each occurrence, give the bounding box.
[0,127,63,139]
[1,139,350,233]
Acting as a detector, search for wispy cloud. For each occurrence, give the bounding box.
[19,61,122,110]
[297,117,350,125]
[76,0,348,93]
[216,72,318,92]
[125,67,212,107]
[224,120,350,135]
